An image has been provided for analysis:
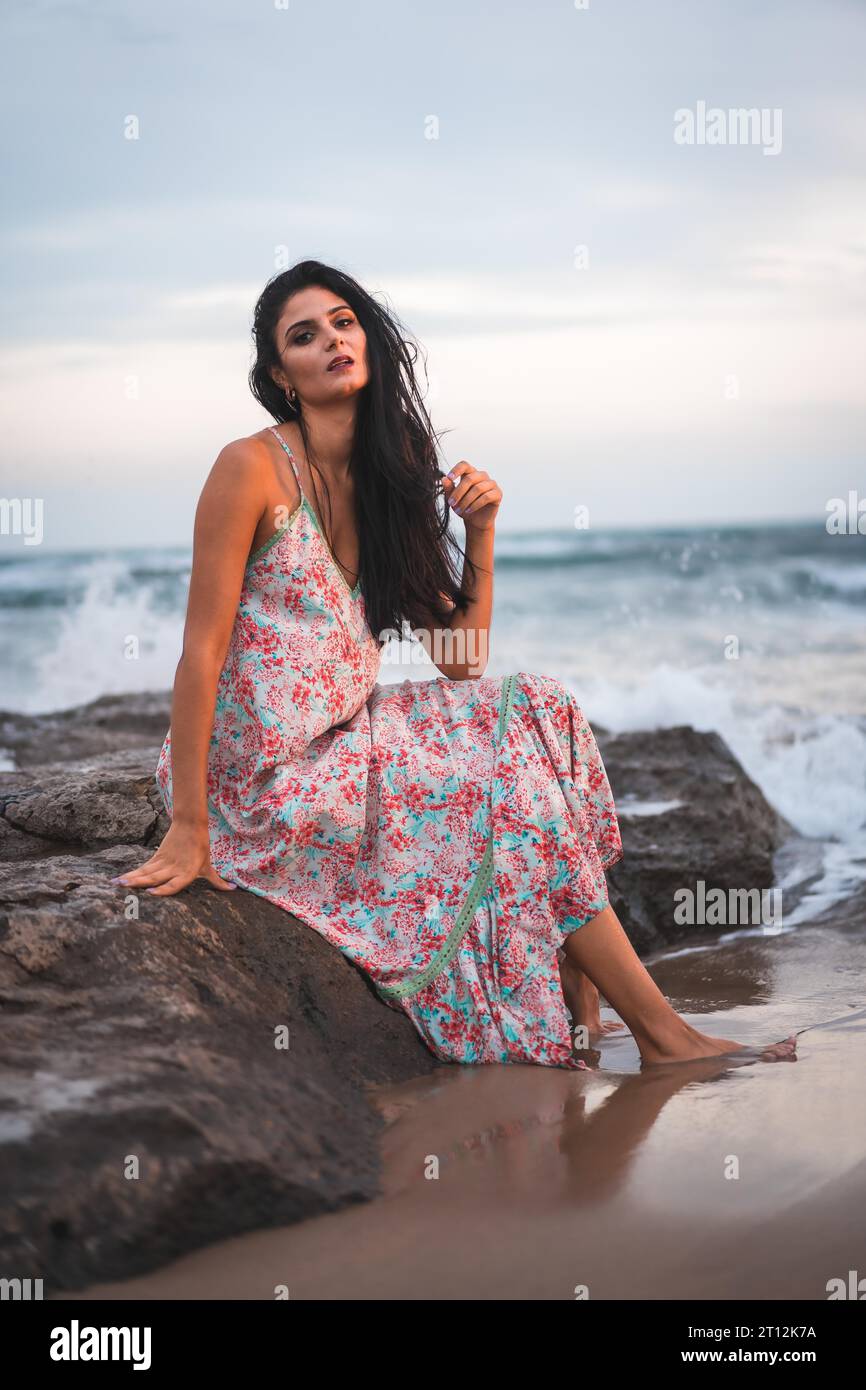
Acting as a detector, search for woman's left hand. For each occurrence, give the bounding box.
[442,462,502,533]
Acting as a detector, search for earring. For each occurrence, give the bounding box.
[285,387,300,413]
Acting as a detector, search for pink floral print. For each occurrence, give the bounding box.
[155,427,623,1069]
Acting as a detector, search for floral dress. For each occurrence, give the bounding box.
[155,426,623,1070]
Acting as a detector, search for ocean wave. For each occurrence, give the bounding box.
[785,559,866,599]
[2,557,184,715]
[490,527,866,604]
[573,661,866,916]
[2,533,864,922]
[0,585,84,609]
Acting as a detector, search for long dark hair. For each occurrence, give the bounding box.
[248,259,477,643]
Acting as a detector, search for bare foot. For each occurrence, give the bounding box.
[640,1020,798,1068]
[559,953,626,1042]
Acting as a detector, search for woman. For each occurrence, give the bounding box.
[116,260,796,1070]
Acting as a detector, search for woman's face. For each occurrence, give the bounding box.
[272,285,369,410]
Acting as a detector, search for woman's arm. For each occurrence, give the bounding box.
[116,439,270,896]
[428,463,502,681]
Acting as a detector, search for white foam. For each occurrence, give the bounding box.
[792,558,866,596]
[571,664,865,840]
[569,662,866,921]
[3,549,865,930]
[22,557,185,715]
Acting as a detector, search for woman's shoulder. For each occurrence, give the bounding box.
[217,426,276,464]
[201,427,302,529]
[219,424,302,469]
[204,427,285,486]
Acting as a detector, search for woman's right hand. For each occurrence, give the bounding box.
[112,821,237,897]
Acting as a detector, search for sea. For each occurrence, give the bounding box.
[1,519,864,923]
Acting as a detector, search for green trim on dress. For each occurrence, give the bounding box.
[299,497,363,600]
[247,497,362,600]
[376,671,518,1001]
[246,499,305,566]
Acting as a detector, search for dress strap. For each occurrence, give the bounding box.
[268,425,304,498]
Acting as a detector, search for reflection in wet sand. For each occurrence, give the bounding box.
[62,924,866,1301]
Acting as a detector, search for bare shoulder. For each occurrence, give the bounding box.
[221,424,301,507]
[197,432,275,508]
[209,431,272,479]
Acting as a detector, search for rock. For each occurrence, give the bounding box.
[0,750,166,854]
[597,726,793,954]
[0,845,438,1294]
[0,692,172,768]
[0,696,440,1293]
[0,695,809,1293]
[0,814,65,863]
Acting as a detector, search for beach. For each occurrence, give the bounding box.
[2,518,864,1301]
[4,0,865,1320]
[60,908,866,1301]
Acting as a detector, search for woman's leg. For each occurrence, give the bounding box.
[557,948,624,1038]
[561,905,797,1064]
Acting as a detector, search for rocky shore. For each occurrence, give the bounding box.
[0,690,833,1292]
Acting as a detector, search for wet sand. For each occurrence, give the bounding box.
[62,920,866,1300]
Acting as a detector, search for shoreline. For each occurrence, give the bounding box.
[1,691,863,1298]
[62,920,866,1301]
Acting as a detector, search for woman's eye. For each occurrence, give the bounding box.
[293,317,353,345]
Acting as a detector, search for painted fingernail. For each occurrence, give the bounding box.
[111,876,127,884]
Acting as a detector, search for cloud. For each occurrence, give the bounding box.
[2,0,864,540]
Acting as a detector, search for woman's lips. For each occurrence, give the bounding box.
[327,357,354,372]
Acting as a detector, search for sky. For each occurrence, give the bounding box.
[1,0,864,549]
